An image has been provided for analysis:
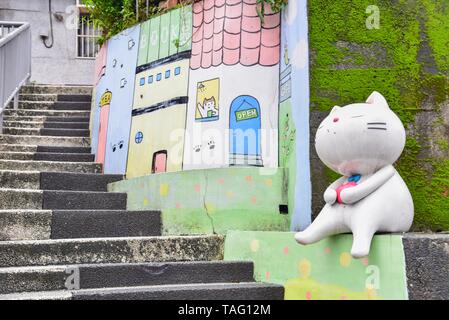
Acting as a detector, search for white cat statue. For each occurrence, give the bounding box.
[295,91,414,258]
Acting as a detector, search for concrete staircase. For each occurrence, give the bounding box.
[0,85,284,300]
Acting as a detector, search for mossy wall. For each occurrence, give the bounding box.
[308,0,449,231]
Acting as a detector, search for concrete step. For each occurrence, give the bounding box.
[16,101,91,111]
[40,128,90,137]
[0,189,42,210]
[43,122,89,129]
[18,94,58,102]
[51,210,161,239]
[0,210,51,241]
[57,94,91,102]
[3,127,41,136]
[0,282,283,300]
[54,102,91,111]
[4,109,90,118]
[0,151,34,160]
[3,121,44,129]
[42,191,127,210]
[0,159,101,173]
[0,235,224,267]
[73,283,284,300]
[20,85,92,95]
[0,210,161,241]
[0,261,254,294]
[3,115,90,123]
[40,172,122,191]
[34,152,94,162]
[37,146,91,154]
[0,171,40,189]
[2,127,88,138]
[44,116,90,123]
[0,144,37,152]
[0,135,89,147]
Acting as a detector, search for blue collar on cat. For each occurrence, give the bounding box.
[348,174,361,183]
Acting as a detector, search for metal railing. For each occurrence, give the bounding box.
[0,21,32,132]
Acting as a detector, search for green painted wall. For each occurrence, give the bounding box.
[108,167,290,235]
[309,0,449,230]
[224,231,408,300]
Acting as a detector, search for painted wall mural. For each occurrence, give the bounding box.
[126,5,192,179]
[103,26,141,175]
[91,0,311,229]
[183,0,280,170]
[224,231,408,300]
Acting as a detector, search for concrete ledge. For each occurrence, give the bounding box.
[403,233,449,300]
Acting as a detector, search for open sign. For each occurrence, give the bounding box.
[235,108,258,121]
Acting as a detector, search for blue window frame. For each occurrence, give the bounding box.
[174,67,181,75]
[148,75,153,84]
[165,70,171,79]
[156,73,162,81]
[139,77,145,86]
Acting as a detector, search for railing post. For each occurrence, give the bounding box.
[13,92,19,109]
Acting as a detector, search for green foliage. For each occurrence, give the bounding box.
[82,0,163,44]
[256,0,288,23]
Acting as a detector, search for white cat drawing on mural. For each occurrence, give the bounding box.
[295,92,414,258]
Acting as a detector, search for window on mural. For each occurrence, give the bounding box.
[77,12,100,59]
[145,67,182,86]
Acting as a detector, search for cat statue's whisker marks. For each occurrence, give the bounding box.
[295,91,414,258]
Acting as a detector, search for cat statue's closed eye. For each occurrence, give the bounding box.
[295,91,414,258]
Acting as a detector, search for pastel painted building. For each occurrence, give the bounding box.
[183,0,281,170]
[92,0,311,233]
[126,6,192,178]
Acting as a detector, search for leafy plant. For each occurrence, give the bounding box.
[82,0,162,45]
[256,0,288,23]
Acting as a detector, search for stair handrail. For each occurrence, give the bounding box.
[0,21,32,131]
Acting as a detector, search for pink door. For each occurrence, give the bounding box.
[96,105,110,170]
[152,151,167,174]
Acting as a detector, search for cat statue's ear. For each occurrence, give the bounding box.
[366,91,389,109]
[330,105,341,113]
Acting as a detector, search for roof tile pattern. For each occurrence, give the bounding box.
[191,0,280,69]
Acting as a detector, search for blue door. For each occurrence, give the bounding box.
[229,95,263,166]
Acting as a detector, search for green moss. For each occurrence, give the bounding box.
[309,0,449,231]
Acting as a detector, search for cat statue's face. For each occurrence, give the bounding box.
[315,91,406,176]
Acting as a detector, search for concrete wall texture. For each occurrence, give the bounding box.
[0,0,94,85]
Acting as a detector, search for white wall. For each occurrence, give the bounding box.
[183,64,279,170]
[0,0,94,85]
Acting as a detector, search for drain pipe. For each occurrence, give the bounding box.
[41,0,54,48]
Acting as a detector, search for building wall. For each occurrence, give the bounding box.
[308,0,449,231]
[92,0,312,231]
[0,0,94,85]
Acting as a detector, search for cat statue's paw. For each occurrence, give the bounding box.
[323,188,337,205]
